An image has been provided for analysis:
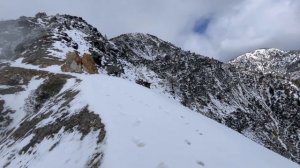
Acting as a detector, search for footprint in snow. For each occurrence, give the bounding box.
[196,160,205,167]
[185,139,191,145]
[118,111,127,116]
[132,137,146,148]
[132,119,141,127]
[157,162,169,168]
[195,129,203,135]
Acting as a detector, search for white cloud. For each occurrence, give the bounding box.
[197,0,300,60]
[0,0,299,61]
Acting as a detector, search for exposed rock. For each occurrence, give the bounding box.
[82,54,98,74]
[0,66,63,86]
[0,100,4,113]
[87,152,103,168]
[26,75,67,113]
[61,52,83,73]
[18,106,105,154]
[136,79,151,88]
[0,100,13,131]
[35,12,47,18]
[0,86,24,95]
[12,112,52,140]
[61,52,98,74]
[106,65,123,76]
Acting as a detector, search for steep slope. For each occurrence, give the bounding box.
[0,13,299,166]
[76,74,300,168]
[0,60,299,167]
[111,34,300,164]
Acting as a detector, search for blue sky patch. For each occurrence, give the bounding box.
[193,18,210,34]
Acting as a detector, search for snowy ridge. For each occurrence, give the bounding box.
[78,75,299,168]
[0,67,106,167]
[0,60,299,167]
[111,33,179,61]
[0,13,300,167]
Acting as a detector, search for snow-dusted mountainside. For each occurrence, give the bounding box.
[0,64,298,168]
[231,48,300,81]
[112,35,300,164]
[0,13,300,167]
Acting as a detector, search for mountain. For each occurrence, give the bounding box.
[0,13,299,167]
[232,47,300,83]
[231,48,300,82]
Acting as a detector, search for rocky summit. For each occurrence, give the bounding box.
[0,13,299,168]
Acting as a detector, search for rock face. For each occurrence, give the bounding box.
[0,13,299,165]
[82,53,98,74]
[61,52,83,73]
[61,52,98,74]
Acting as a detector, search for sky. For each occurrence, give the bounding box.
[0,0,299,61]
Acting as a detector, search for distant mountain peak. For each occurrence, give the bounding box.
[231,48,300,81]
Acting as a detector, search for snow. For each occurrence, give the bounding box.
[231,48,300,76]
[120,33,172,61]
[9,58,62,73]
[74,74,299,168]
[48,40,74,59]
[1,38,299,167]
[65,30,91,55]
[208,94,236,115]
[47,29,91,59]
[27,131,101,168]
[0,66,296,167]
[58,78,78,94]
[36,18,47,27]
[48,29,91,59]
[1,77,44,130]
[0,85,13,89]
[0,65,298,167]
[0,130,102,168]
[9,58,40,69]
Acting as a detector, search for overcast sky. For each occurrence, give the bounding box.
[0,0,299,61]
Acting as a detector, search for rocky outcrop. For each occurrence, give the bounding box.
[61,52,83,73]
[61,52,98,74]
[82,54,98,74]
[16,106,105,154]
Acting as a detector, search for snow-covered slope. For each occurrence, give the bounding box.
[79,75,299,168]
[1,66,298,167]
[112,34,300,164]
